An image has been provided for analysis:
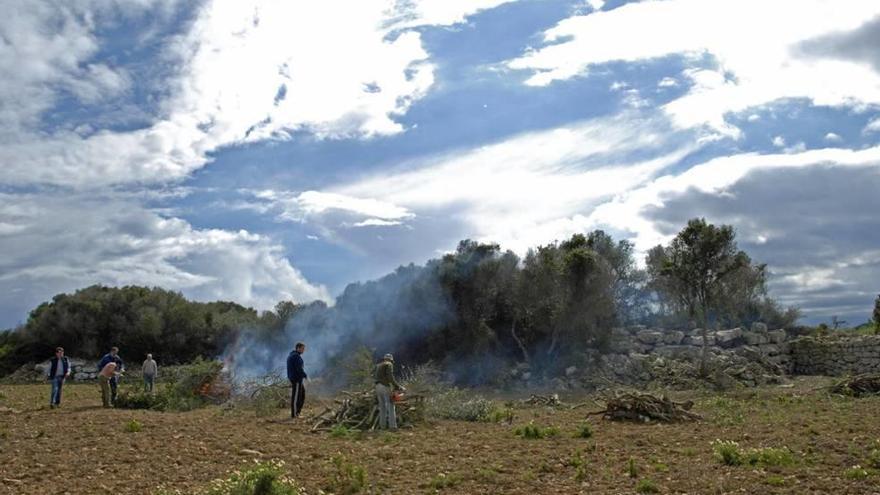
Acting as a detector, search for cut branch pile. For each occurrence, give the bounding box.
[523,394,562,406]
[588,392,701,423]
[311,390,425,432]
[829,374,880,397]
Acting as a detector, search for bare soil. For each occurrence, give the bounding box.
[2,377,880,494]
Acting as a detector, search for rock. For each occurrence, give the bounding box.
[683,334,715,347]
[663,331,685,345]
[751,322,768,333]
[636,330,664,345]
[714,328,743,348]
[743,332,769,346]
[767,330,787,344]
[652,345,701,360]
[565,366,578,377]
[627,324,647,334]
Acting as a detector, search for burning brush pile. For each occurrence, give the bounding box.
[311,389,425,432]
[116,358,230,411]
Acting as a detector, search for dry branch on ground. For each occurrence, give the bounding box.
[588,392,700,423]
[829,373,880,397]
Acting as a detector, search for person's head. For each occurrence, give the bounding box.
[146,353,153,360]
[55,347,64,357]
[295,342,305,354]
[110,346,119,356]
[383,353,394,363]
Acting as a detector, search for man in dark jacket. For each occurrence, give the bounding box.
[47,347,70,408]
[97,347,124,405]
[286,342,307,418]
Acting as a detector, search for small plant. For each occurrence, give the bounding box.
[712,440,743,466]
[627,457,638,478]
[635,478,660,494]
[124,419,143,433]
[329,424,360,439]
[845,465,870,480]
[484,406,515,423]
[203,459,303,495]
[765,475,785,486]
[652,462,669,473]
[426,473,461,490]
[514,421,560,439]
[867,444,880,469]
[573,422,594,439]
[711,440,796,468]
[475,467,498,483]
[326,454,368,495]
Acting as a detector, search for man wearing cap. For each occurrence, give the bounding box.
[97,346,124,405]
[286,342,307,418]
[374,353,405,430]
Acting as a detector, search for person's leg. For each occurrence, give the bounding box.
[109,377,118,404]
[50,378,60,406]
[148,375,154,393]
[296,383,306,417]
[376,384,390,429]
[291,382,302,417]
[100,376,111,407]
[55,377,64,406]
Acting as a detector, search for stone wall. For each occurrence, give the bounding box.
[790,335,880,376]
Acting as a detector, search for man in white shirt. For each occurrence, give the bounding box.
[142,354,158,393]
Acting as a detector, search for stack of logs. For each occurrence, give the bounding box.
[311,390,425,432]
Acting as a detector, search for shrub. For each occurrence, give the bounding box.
[574,422,594,439]
[124,419,143,433]
[636,479,660,494]
[867,445,880,469]
[711,440,796,468]
[627,458,638,478]
[514,421,560,439]
[712,440,743,466]
[329,425,360,440]
[326,455,368,495]
[484,406,515,424]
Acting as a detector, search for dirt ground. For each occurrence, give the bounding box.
[2,377,880,494]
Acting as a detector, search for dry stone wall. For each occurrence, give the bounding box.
[790,335,880,376]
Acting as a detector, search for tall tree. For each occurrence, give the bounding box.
[873,294,880,335]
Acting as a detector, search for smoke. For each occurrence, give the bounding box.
[224,263,455,383]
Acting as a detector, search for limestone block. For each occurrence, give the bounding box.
[636,330,664,345]
[751,322,769,333]
[767,330,787,344]
[714,328,743,348]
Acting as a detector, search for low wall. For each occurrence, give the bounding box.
[789,335,880,376]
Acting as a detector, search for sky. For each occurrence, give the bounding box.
[2,0,880,328]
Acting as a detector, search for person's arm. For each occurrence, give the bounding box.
[64,358,70,378]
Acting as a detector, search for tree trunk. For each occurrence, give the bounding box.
[510,320,530,363]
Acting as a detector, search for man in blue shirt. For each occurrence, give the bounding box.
[97,346,124,405]
[286,342,307,418]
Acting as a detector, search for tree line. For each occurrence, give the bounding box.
[0,219,800,378]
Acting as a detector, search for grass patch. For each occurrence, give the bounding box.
[426,473,461,490]
[329,425,361,440]
[635,478,660,494]
[844,465,870,480]
[124,419,143,433]
[514,421,560,439]
[573,422,593,439]
[711,440,795,467]
[326,455,368,495]
[765,475,786,487]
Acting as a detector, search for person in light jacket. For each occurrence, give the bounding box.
[47,347,70,408]
[374,354,405,430]
[142,353,158,393]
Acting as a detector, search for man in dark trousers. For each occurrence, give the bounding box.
[47,347,70,408]
[97,346,124,405]
[286,342,307,418]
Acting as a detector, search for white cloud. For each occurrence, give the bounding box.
[772,136,786,148]
[865,117,880,134]
[0,0,511,188]
[325,113,697,253]
[824,132,843,142]
[254,190,414,224]
[351,218,405,228]
[657,77,678,88]
[506,0,880,134]
[0,191,330,323]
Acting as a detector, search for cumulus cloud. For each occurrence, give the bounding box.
[0,191,330,325]
[0,0,511,188]
[505,0,880,134]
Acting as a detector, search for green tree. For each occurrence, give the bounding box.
[873,294,880,335]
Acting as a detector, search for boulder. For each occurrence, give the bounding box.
[683,334,715,347]
[768,330,787,344]
[714,328,743,348]
[743,332,769,346]
[663,331,685,345]
[751,322,768,334]
[636,330,664,345]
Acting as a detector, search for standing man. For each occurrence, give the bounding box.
[98,347,124,405]
[374,354,405,430]
[98,361,117,408]
[142,353,158,393]
[47,347,70,408]
[286,342,307,418]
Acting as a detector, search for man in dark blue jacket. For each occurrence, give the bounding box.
[47,347,70,408]
[286,342,307,418]
[97,347,124,405]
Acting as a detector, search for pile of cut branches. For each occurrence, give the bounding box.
[829,374,880,397]
[523,394,562,406]
[588,392,700,423]
[311,390,425,432]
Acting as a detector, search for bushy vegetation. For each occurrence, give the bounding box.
[155,459,303,495]
[116,358,226,412]
[325,455,369,495]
